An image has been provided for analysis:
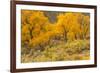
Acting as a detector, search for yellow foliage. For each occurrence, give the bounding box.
[21,10,90,62]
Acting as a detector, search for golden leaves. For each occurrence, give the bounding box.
[21,10,90,62]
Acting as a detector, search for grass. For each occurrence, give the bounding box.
[21,39,90,63]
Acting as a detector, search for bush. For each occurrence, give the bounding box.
[21,39,90,63]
